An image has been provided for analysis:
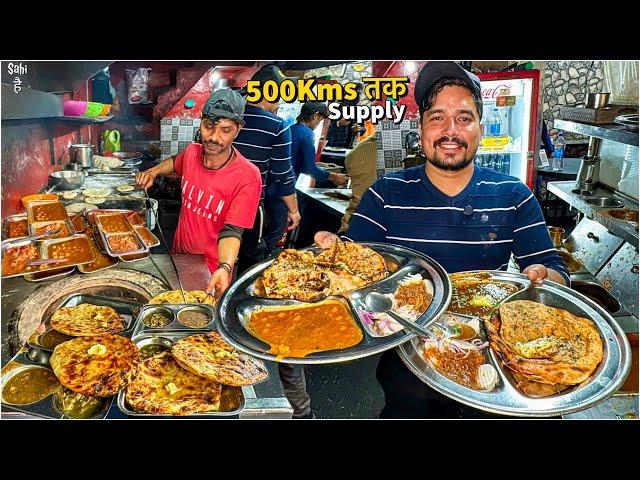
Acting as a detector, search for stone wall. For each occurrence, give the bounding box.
[542,61,604,140]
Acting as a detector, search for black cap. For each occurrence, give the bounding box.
[300,101,329,118]
[249,64,294,85]
[202,88,246,124]
[414,61,483,118]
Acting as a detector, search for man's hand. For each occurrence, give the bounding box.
[351,124,361,133]
[337,118,351,128]
[206,268,231,299]
[136,169,157,190]
[523,264,548,285]
[329,172,349,187]
[313,230,340,248]
[287,210,301,231]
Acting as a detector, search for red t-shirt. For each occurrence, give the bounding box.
[172,144,262,272]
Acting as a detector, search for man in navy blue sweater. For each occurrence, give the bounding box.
[317,61,569,418]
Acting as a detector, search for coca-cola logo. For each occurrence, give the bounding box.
[482,84,511,100]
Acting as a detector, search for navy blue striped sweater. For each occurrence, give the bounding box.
[233,104,296,200]
[344,165,570,283]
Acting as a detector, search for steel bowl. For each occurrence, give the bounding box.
[50,170,85,190]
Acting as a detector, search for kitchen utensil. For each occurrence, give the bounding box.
[365,292,432,338]
[50,171,85,190]
[70,144,94,168]
[548,226,565,248]
[585,93,611,109]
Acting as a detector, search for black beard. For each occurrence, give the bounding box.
[426,153,474,171]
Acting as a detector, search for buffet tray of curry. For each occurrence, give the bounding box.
[215,242,452,364]
[396,270,632,417]
[1,234,96,279]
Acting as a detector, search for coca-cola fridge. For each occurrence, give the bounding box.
[476,70,541,189]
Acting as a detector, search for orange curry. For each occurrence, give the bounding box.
[248,300,363,358]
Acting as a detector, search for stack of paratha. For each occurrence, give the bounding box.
[125,332,267,415]
[485,300,604,397]
[125,352,222,415]
[148,290,215,305]
[51,303,125,336]
[50,334,140,397]
[261,242,388,302]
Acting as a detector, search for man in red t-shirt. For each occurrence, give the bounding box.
[136,89,262,298]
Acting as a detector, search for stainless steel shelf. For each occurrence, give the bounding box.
[554,119,638,146]
[548,181,638,248]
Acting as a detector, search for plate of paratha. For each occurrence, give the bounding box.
[50,303,125,336]
[397,270,632,417]
[124,352,222,416]
[216,242,451,364]
[50,334,140,397]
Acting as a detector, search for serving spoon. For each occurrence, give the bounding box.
[365,292,433,338]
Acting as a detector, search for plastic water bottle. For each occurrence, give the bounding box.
[488,108,501,136]
[553,132,566,171]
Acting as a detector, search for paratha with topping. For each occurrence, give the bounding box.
[50,303,125,336]
[50,334,140,397]
[171,332,268,386]
[148,290,215,305]
[125,352,222,416]
[486,300,604,387]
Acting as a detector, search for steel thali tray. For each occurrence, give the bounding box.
[116,331,245,418]
[215,242,452,365]
[397,270,632,417]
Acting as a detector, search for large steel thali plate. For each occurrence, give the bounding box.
[216,242,452,365]
[397,270,632,417]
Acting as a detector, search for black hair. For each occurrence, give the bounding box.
[419,78,482,121]
[201,114,244,127]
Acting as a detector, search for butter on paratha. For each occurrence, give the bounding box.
[50,334,139,397]
[50,303,125,336]
[149,290,215,305]
[125,352,222,416]
[486,300,604,387]
[171,332,268,386]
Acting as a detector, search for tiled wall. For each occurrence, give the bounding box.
[375,118,420,178]
[160,117,201,158]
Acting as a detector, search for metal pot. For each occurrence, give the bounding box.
[585,93,611,109]
[70,144,94,168]
[50,170,85,190]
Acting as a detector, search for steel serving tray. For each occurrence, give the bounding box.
[2,214,29,240]
[116,331,245,418]
[28,293,142,352]
[216,242,452,365]
[24,266,76,282]
[77,235,119,273]
[38,233,96,269]
[26,200,69,223]
[28,217,76,239]
[132,303,216,335]
[397,270,632,417]
[133,226,160,248]
[0,349,113,419]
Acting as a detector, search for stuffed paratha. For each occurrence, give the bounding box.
[149,290,215,305]
[50,303,125,336]
[171,332,268,386]
[125,352,222,416]
[486,300,604,386]
[50,334,140,397]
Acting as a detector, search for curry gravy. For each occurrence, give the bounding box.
[2,367,61,405]
[248,300,363,358]
[449,281,520,318]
